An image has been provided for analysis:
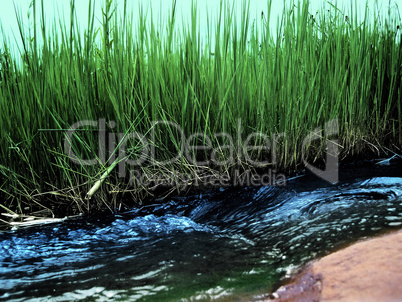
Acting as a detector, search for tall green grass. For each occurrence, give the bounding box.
[0,0,401,216]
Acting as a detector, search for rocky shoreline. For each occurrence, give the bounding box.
[267,229,402,302]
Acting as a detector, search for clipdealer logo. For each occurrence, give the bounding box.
[64,118,339,187]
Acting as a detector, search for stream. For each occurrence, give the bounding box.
[0,159,401,301]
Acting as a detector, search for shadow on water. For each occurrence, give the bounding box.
[0,159,401,301]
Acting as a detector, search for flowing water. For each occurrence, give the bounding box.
[0,160,401,301]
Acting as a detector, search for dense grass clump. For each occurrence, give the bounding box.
[0,0,401,217]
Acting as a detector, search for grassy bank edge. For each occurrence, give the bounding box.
[0,0,401,220]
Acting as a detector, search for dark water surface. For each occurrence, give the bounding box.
[1,160,401,301]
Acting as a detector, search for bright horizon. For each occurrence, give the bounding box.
[0,0,399,58]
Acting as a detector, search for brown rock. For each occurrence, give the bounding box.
[268,230,402,302]
[267,269,322,302]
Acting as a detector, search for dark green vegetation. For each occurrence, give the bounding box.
[0,0,401,218]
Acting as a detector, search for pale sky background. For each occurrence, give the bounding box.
[0,0,400,57]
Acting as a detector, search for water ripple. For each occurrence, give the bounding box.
[0,165,401,301]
